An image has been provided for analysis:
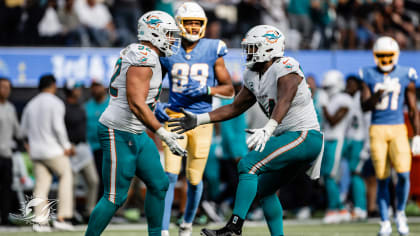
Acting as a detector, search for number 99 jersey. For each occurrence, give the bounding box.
[160,38,228,114]
[359,65,418,125]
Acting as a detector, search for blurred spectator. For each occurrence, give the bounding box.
[335,0,359,49]
[112,0,141,44]
[38,0,66,45]
[63,80,99,220]
[58,0,90,46]
[21,74,74,232]
[84,80,109,200]
[0,0,24,45]
[287,0,313,48]
[22,0,46,45]
[0,77,22,225]
[310,0,336,49]
[236,0,263,37]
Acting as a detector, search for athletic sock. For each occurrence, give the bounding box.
[162,172,178,230]
[232,173,258,219]
[85,196,119,236]
[260,193,284,236]
[377,178,391,221]
[396,172,410,212]
[352,174,367,210]
[183,181,203,223]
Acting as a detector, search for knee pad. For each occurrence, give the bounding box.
[186,168,203,186]
[237,159,251,175]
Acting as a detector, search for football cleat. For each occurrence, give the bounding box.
[179,222,193,236]
[201,215,243,236]
[395,211,409,236]
[378,220,392,236]
[323,210,340,224]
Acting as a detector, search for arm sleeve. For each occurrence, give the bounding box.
[52,101,72,150]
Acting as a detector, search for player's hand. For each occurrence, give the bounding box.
[412,135,420,155]
[183,84,209,97]
[168,108,198,134]
[155,102,170,122]
[156,127,187,157]
[245,119,278,152]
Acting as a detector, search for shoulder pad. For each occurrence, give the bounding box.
[216,40,228,57]
[272,57,304,79]
[121,44,157,67]
[408,67,418,80]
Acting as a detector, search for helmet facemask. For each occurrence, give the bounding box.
[178,18,207,42]
[374,51,399,72]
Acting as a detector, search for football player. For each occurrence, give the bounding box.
[168,25,323,236]
[85,11,186,236]
[360,36,420,236]
[319,70,353,223]
[154,2,234,236]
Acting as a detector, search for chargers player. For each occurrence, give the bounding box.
[169,25,323,236]
[360,36,420,236]
[155,2,234,236]
[85,11,187,236]
[319,70,353,223]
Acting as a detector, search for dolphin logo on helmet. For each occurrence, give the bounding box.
[263,30,282,44]
[143,15,163,29]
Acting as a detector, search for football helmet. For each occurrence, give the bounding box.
[241,25,285,69]
[138,11,180,57]
[175,2,207,42]
[373,36,399,72]
[322,70,345,97]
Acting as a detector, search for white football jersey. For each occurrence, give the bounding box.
[100,43,162,134]
[243,57,320,135]
[323,92,353,140]
[346,91,365,141]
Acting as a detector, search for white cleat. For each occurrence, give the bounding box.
[162,230,170,236]
[378,220,392,236]
[323,211,340,224]
[352,207,367,221]
[338,209,352,223]
[32,224,52,232]
[52,220,74,231]
[395,211,409,235]
[202,201,223,222]
[179,222,193,236]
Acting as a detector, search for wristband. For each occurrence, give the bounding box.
[207,86,211,95]
[197,113,211,125]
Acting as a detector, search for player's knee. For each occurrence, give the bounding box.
[237,159,251,175]
[148,178,169,200]
[187,169,204,186]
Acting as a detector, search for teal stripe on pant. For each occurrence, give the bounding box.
[321,140,344,210]
[85,123,168,236]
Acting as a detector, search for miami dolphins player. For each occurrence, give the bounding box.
[85,11,187,236]
[155,2,234,236]
[360,36,420,236]
[319,70,353,224]
[168,25,323,236]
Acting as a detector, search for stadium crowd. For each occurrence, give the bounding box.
[1,0,420,49]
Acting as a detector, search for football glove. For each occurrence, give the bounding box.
[183,84,210,97]
[412,135,420,156]
[168,108,210,134]
[155,102,170,122]
[156,127,187,157]
[245,119,278,152]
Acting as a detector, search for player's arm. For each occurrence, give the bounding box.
[126,65,187,156]
[322,106,349,127]
[168,85,256,133]
[361,82,383,111]
[406,82,420,135]
[126,66,162,132]
[211,57,235,99]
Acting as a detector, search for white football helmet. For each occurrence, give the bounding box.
[241,25,285,69]
[322,70,345,97]
[373,36,400,72]
[137,11,181,57]
[175,2,207,42]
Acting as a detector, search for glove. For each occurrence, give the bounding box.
[155,102,170,123]
[183,84,209,97]
[156,127,187,157]
[168,108,210,134]
[412,135,420,156]
[245,119,278,152]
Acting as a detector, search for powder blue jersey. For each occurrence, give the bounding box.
[160,38,228,114]
[359,65,418,125]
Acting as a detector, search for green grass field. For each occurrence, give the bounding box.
[3,220,420,236]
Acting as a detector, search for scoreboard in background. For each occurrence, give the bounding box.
[0,47,419,87]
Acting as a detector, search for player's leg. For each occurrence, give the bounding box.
[389,124,411,235]
[136,132,170,236]
[182,124,213,231]
[201,130,322,236]
[321,140,344,210]
[85,125,137,236]
[161,117,188,234]
[347,140,367,218]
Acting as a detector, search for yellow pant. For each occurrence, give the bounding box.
[370,124,411,179]
[162,109,213,185]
